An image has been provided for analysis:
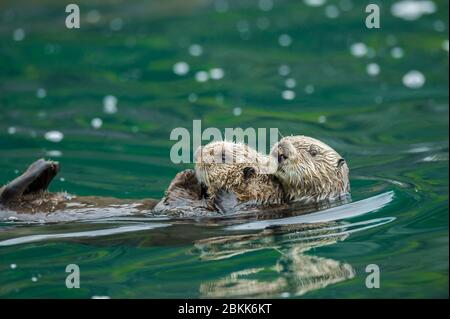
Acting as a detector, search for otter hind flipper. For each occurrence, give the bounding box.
[0,159,59,205]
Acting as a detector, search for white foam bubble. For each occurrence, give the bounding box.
[44,130,64,143]
[350,42,368,57]
[391,47,404,59]
[103,95,118,114]
[285,78,297,88]
[188,93,198,103]
[36,88,47,98]
[282,90,296,100]
[442,40,449,52]
[7,127,16,135]
[233,107,242,116]
[86,10,101,24]
[46,150,62,157]
[318,115,327,123]
[10,264,17,269]
[366,63,380,76]
[278,34,293,47]
[278,64,291,76]
[173,61,190,76]
[195,71,209,82]
[13,28,25,41]
[258,0,274,11]
[209,68,225,80]
[304,0,327,7]
[91,118,103,129]
[188,44,203,57]
[402,70,426,89]
[305,84,315,94]
[325,5,340,18]
[214,0,229,13]
[391,0,436,21]
[110,18,123,31]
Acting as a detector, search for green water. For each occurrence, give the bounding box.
[0,0,448,298]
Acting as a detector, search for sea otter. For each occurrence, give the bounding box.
[270,135,350,203]
[0,142,282,216]
[155,141,284,214]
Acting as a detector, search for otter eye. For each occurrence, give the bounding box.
[309,146,319,157]
[278,153,288,164]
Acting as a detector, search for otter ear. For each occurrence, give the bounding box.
[243,167,256,180]
[337,158,346,168]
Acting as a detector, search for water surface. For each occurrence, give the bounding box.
[0,0,448,298]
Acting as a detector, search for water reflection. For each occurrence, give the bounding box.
[195,217,394,298]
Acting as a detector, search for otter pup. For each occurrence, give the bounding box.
[270,136,350,203]
[194,141,284,211]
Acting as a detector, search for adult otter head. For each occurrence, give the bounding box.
[270,136,350,202]
[195,141,283,206]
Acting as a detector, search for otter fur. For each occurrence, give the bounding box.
[194,141,284,210]
[270,136,350,203]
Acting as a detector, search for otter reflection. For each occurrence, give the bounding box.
[194,223,355,298]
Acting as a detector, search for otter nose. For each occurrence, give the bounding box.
[278,153,288,164]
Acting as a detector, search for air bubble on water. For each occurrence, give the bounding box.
[282,90,296,100]
[214,0,229,13]
[433,20,446,32]
[8,127,16,135]
[305,84,315,94]
[86,10,101,24]
[442,40,449,52]
[391,47,404,59]
[285,78,297,88]
[10,264,17,269]
[188,44,203,57]
[209,68,225,80]
[60,177,65,182]
[339,0,353,11]
[195,71,209,82]
[318,115,327,123]
[366,63,380,76]
[233,107,242,116]
[256,17,271,30]
[237,20,250,33]
[188,93,198,103]
[325,5,340,18]
[14,169,19,174]
[350,42,368,57]
[36,88,47,98]
[44,130,64,143]
[173,61,190,76]
[258,0,274,11]
[278,64,291,76]
[46,150,62,157]
[31,276,38,282]
[110,18,123,31]
[91,118,103,129]
[304,0,327,7]
[390,0,436,21]
[13,28,25,41]
[402,70,426,89]
[103,96,118,114]
[278,34,292,47]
